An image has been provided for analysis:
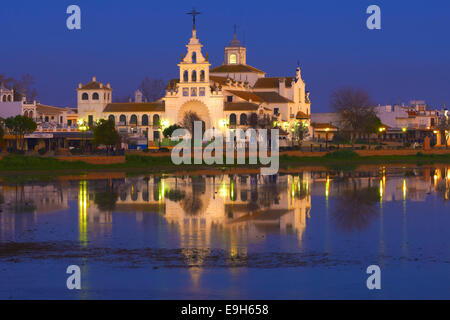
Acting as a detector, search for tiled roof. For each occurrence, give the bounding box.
[312,123,338,129]
[103,102,165,112]
[226,90,263,103]
[252,91,293,103]
[210,64,265,74]
[224,102,260,111]
[36,104,72,114]
[296,111,310,119]
[79,81,111,90]
[254,77,294,89]
[209,75,230,85]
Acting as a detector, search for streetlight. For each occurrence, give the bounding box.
[325,127,330,149]
[379,127,386,144]
[78,120,88,153]
[402,127,407,146]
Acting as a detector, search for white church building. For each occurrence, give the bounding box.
[75,20,312,143]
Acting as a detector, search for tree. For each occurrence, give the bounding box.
[436,113,450,147]
[163,124,182,138]
[0,74,38,101]
[181,111,202,135]
[94,186,119,211]
[138,77,165,102]
[92,119,120,151]
[361,114,382,148]
[248,113,258,129]
[330,87,375,145]
[332,184,379,232]
[5,115,37,151]
[292,122,310,146]
[0,119,5,142]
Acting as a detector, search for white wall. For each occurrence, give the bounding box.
[0,101,23,119]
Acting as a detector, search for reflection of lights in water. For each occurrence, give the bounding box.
[220,181,228,199]
[159,179,166,202]
[325,176,330,199]
[230,180,235,201]
[291,182,295,199]
[379,179,383,202]
[403,178,407,200]
[230,246,238,258]
[79,180,88,245]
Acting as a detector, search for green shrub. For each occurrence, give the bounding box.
[324,149,360,159]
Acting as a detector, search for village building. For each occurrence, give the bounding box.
[75,20,312,147]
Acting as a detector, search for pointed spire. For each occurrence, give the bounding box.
[230,24,241,47]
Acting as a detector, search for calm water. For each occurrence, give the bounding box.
[0,166,449,299]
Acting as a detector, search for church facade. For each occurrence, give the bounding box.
[76,23,312,143]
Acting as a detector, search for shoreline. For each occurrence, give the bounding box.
[0,151,449,179]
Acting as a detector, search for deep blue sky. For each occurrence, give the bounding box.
[1,0,449,111]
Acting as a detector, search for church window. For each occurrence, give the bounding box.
[88,115,93,126]
[274,108,279,115]
[142,114,149,126]
[45,116,49,122]
[153,114,160,127]
[130,114,138,125]
[199,87,205,96]
[229,54,237,64]
[82,93,89,100]
[191,88,197,96]
[192,70,197,82]
[183,88,189,96]
[119,114,126,125]
[92,92,99,100]
[227,96,233,102]
[200,70,205,81]
[7,95,12,101]
[230,113,237,125]
[192,52,197,63]
[183,71,189,82]
[2,96,6,102]
[240,113,248,125]
[60,116,63,123]
[108,115,115,123]
[24,111,28,117]
[29,111,33,119]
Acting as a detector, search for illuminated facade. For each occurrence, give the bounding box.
[76,21,312,143]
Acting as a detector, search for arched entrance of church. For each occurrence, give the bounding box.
[177,100,211,131]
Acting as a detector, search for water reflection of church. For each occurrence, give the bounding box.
[114,174,311,243]
[1,167,449,255]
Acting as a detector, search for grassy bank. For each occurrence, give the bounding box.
[0,151,449,174]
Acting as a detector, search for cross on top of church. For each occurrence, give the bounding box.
[187,8,201,30]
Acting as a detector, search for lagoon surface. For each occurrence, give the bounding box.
[0,166,449,299]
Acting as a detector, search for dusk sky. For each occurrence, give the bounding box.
[1,0,449,111]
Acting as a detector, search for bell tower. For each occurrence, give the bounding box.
[178,9,210,95]
[224,25,246,65]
